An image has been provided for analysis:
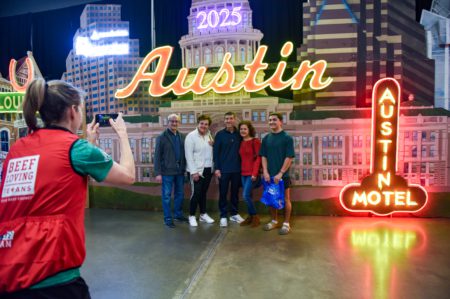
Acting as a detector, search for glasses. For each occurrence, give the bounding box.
[169,120,179,123]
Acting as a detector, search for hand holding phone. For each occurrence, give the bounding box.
[95,113,119,127]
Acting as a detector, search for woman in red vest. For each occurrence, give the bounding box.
[0,79,135,298]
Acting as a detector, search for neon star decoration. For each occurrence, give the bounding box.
[340,78,428,216]
[115,41,333,98]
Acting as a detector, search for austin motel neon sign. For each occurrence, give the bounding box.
[115,42,332,98]
[340,78,428,216]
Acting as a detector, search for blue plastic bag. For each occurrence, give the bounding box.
[260,178,285,209]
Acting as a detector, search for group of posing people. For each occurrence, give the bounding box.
[0,78,294,298]
[153,111,295,236]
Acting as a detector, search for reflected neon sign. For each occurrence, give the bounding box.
[116,42,332,98]
[337,221,427,299]
[196,7,242,29]
[340,78,428,215]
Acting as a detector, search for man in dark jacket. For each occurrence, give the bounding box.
[213,111,244,227]
[154,114,187,228]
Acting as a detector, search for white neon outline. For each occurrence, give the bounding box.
[219,8,231,27]
[90,29,129,40]
[208,9,220,28]
[196,7,242,30]
[197,11,208,29]
[75,36,129,57]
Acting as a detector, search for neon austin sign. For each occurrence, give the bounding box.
[115,42,332,98]
[340,78,428,216]
[197,7,242,29]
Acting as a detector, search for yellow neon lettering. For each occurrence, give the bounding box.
[380,104,394,118]
[382,156,388,171]
[367,191,382,205]
[406,191,417,206]
[378,140,392,153]
[381,122,393,136]
[352,191,367,206]
[378,88,396,105]
[394,191,406,205]
[378,172,391,189]
[382,191,394,205]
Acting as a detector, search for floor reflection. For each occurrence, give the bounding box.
[337,220,427,299]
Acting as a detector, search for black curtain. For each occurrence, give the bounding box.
[0,0,303,80]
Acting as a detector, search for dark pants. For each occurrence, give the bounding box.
[189,168,213,215]
[218,172,241,218]
[1,277,91,299]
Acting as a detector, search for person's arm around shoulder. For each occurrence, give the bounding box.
[103,113,135,184]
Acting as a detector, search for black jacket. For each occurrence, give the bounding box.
[154,129,186,176]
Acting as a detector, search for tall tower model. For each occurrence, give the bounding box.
[421,0,450,110]
[296,0,435,109]
[63,4,158,118]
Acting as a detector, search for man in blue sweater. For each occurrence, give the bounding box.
[213,111,244,227]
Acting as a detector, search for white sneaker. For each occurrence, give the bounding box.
[229,214,245,224]
[199,213,215,224]
[220,217,228,227]
[189,216,198,227]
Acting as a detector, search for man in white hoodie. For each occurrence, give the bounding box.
[184,115,215,226]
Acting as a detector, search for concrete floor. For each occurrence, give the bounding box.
[83,209,450,299]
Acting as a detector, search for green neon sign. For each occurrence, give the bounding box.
[0,92,24,113]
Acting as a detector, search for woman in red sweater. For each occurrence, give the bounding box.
[238,121,261,227]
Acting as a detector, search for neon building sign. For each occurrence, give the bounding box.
[0,57,34,113]
[196,7,242,29]
[115,41,332,98]
[340,78,428,215]
[75,30,130,57]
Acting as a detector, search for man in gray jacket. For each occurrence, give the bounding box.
[154,114,187,228]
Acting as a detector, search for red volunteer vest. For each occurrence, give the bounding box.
[0,128,87,293]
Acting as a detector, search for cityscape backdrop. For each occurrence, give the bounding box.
[2,0,450,217]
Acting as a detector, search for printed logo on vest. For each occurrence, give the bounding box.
[0,231,14,248]
[1,155,40,201]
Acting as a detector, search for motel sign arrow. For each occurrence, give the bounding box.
[340,78,428,216]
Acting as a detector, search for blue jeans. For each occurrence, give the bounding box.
[218,172,241,218]
[162,174,185,223]
[241,176,257,216]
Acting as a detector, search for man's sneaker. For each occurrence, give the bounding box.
[263,220,279,231]
[220,218,228,227]
[189,216,198,227]
[279,223,290,235]
[199,213,215,224]
[229,214,245,224]
[174,216,189,223]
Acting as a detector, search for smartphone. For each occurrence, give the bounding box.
[95,113,118,127]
